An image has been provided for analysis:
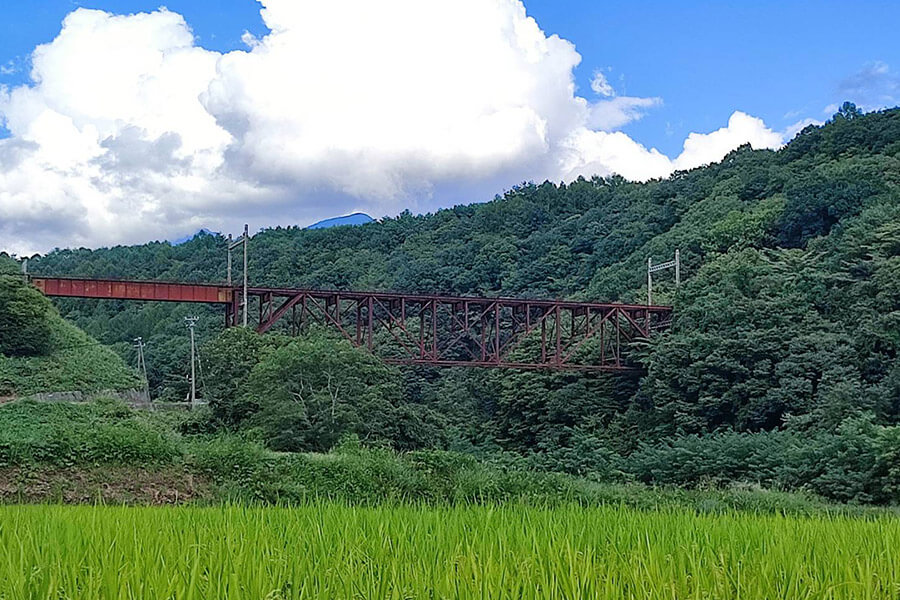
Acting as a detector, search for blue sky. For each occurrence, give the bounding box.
[1,0,898,252]
[526,0,900,154]
[4,0,898,153]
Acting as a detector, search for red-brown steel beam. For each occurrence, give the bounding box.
[32,277,232,303]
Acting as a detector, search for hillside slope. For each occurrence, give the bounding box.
[0,257,139,397]
[26,107,900,456]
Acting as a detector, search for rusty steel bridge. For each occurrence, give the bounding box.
[31,276,672,372]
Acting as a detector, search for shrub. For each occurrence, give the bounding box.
[623,418,900,504]
[0,399,179,467]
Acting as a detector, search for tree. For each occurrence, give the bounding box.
[201,327,285,427]
[0,275,55,357]
[836,101,863,121]
[244,329,434,451]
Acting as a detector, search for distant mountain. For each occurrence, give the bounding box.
[171,228,219,245]
[306,213,374,230]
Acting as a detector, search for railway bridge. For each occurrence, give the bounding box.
[31,276,672,372]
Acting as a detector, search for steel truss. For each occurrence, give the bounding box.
[238,288,672,372]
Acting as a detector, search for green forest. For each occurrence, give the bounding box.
[7,103,900,504]
[0,256,138,397]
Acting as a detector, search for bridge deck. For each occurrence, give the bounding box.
[31,277,232,303]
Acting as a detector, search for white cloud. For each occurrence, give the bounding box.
[590,71,615,97]
[783,117,824,140]
[588,96,663,131]
[0,1,790,254]
[559,129,673,181]
[561,111,784,182]
[672,112,783,171]
[586,69,661,130]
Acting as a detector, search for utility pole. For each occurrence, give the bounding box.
[184,316,199,409]
[21,258,28,283]
[647,249,682,306]
[675,249,681,286]
[133,337,150,401]
[226,233,233,286]
[243,224,249,328]
[227,226,249,327]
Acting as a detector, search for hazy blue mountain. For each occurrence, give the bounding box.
[171,228,219,245]
[306,213,374,230]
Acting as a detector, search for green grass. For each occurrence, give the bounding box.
[0,399,179,466]
[0,311,138,397]
[2,400,896,515]
[1,503,898,598]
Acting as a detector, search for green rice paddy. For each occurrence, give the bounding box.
[1,503,898,599]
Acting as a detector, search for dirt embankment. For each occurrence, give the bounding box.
[0,466,213,505]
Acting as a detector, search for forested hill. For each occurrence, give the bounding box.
[0,256,138,397]
[30,106,899,302]
[22,106,900,444]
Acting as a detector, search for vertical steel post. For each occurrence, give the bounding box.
[432,300,438,359]
[615,309,621,367]
[494,303,500,363]
[367,296,374,351]
[599,311,605,365]
[541,318,547,363]
[133,337,149,402]
[647,257,653,306]
[555,305,562,364]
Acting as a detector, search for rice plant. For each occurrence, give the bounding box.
[1,503,898,598]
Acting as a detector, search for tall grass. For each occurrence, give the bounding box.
[1,503,898,598]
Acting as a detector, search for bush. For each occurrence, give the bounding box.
[624,417,900,504]
[0,400,179,466]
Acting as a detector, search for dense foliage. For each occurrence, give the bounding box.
[3,398,895,513]
[0,399,177,465]
[0,267,139,396]
[21,106,900,503]
[0,258,53,357]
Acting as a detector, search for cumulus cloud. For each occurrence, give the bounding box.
[672,112,784,171]
[0,0,788,254]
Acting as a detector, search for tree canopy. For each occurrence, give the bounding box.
[23,105,900,501]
